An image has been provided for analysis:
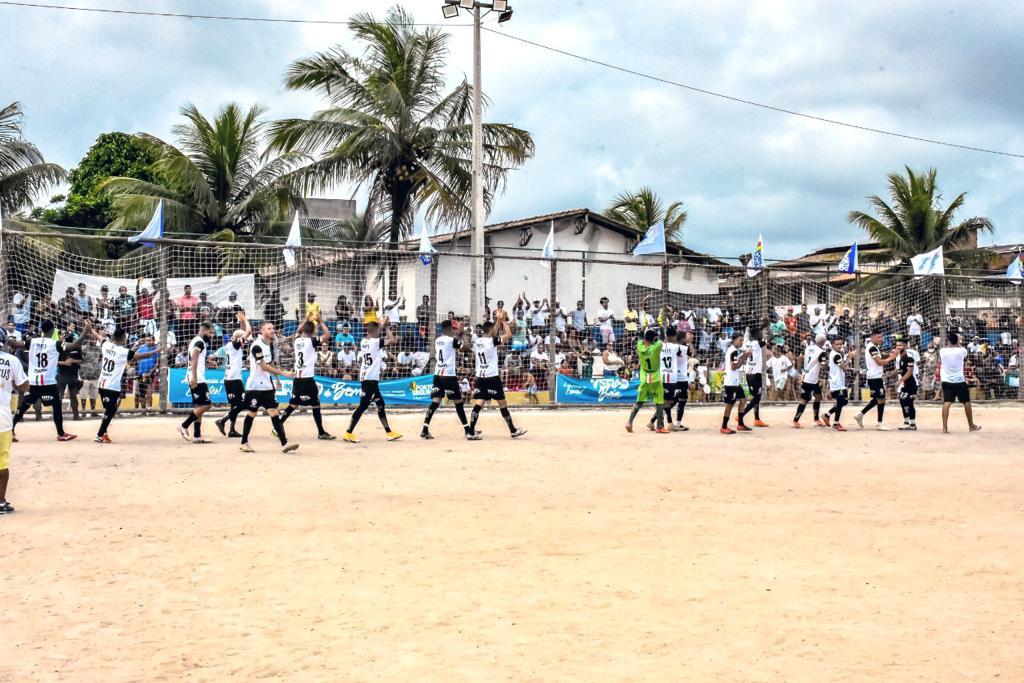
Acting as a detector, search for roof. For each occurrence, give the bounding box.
[412,208,725,264]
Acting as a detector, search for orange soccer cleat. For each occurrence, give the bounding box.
[736,424,753,433]
[655,427,671,434]
[720,427,736,435]
[832,423,847,432]
[753,419,770,428]
[820,415,831,427]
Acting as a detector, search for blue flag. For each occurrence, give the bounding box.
[1007,251,1023,283]
[632,221,666,256]
[127,199,164,248]
[837,243,858,274]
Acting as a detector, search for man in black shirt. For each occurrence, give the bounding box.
[57,327,84,421]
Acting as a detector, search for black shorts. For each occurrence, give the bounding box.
[867,378,885,400]
[473,375,506,401]
[360,380,383,403]
[941,382,970,404]
[667,381,688,401]
[244,389,279,412]
[289,377,321,407]
[224,379,245,406]
[800,381,823,402]
[830,389,848,402]
[432,375,463,401]
[25,384,60,407]
[723,385,744,405]
[99,387,123,414]
[899,381,919,399]
[190,382,212,406]
[746,373,763,397]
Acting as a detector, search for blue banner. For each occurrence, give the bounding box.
[167,368,435,406]
[555,375,639,404]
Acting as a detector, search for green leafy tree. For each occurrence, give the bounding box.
[269,5,534,295]
[0,101,66,214]
[604,187,687,241]
[103,103,304,239]
[847,166,993,267]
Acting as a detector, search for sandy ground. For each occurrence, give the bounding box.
[1,404,1022,682]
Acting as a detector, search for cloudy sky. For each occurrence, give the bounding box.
[2,0,1022,258]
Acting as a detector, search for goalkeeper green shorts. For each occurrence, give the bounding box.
[637,380,664,404]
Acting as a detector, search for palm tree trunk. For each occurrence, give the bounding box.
[387,187,411,300]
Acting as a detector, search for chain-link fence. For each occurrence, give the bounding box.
[2,229,1021,412]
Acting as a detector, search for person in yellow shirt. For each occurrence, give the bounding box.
[362,295,380,325]
[304,293,321,324]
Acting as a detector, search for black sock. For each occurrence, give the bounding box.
[97,415,113,437]
[861,399,876,415]
[907,401,916,423]
[628,403,642,423]
[900,398,910,420]
[812,401,821,420]
[53,401,65,436]
[423,401,440,428]
[348,397,370,433]
[794,403,806,421]
[241,415,254,444]
[470,405,482,432]
[280,405,295,423]
[376,402,391,432]
[271,415,287,445]
[312,408,326,435]
[676,401,686,423]
[500,406,516,433]
[877,403,885,423]
[722,413,730,429]
[455,402,469,429]
[193,420,202,438]
[834,403,844,422]
[182,414,196,430]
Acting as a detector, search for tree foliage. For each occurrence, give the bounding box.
[604,187,688,241]
[0,101,66,215]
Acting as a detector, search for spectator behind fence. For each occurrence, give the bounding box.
[57,325,83,421]
[569,300,588,335]
[334,323,355,349]
[597,297,615,346]
[264,290,285,329]
[362,296,380,324]
[114,285,136,331]
[11,290,32,332]
[75,282,93,318]
[135,333,159,413]
[176,284,198,338]
[217,291,243,326]
[335,295,355,322]
[382,295,405,323]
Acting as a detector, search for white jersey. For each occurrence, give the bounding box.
[246,337,276,391]
[28,337,61,386]
[358,337,384,381]
[827,350,847,392]
[97,340,132,392]
[724,346,744,387]
[864,341,886,380]
[802,344,826,384]
[659,342,681,384]
[293,336,319,379]
[939,346,968,383]
[224,339,246,381]
[473,335,501,378]
[434,335,461,377]
[675,343,690,383]
[905,348,921,383]
[0,351,27,432]
[186,336,208,384]
[745,340,764,374]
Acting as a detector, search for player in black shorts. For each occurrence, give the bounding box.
[740,325,768,428]
[421,319,473,439]
[894,336,918,431]
[792,334,827,428]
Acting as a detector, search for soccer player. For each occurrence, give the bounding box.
[0,329,28,514]
[277,314,335,440]
[239,321,299,453]
[740,325,769,427]
[87,327,159,443]
[648,327,685,431]
[895,336,920,431]
[792,334,827,429]
[855,330,896,430]
[343,320,402,443]
[215,312,251,438]
[12,318,90,442]
[672,330,693,430]
[421,319,473,440]
[722,332,752,434]
[178,321,216,444]
[822,338,850,431]
[626,329,668,433]
[466,318,527,439]
[938,332,981,433]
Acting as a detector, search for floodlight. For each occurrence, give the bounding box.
[498,7,514,23]
[492,0,509,11]
[442,3,459,19]
[459,0,475,9]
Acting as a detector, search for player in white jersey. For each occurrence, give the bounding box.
[466,318,526,439]
[12,318,89,442]
[670,331,694,429]
[0,329,29,514]
[277,315,335,440]
[739,326,770,428]
[421,319,473,440]
[792,334,828,428]
[83,326,159,444]
[721,332,752,434]
[937,331,980,433]
[178,321,216,444]
[344,320,401,443]
[648,328,687,431]
[855,329,896,430]
[239,321,298,453]
[821,338,851,431]
[894,336,921,431]
[215,311,251,438]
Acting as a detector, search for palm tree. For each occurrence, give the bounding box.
[0,102,67,215]
[847,166,993,268]
[268,5,534,295]
[103,103,304,239]
[604,187,687,241]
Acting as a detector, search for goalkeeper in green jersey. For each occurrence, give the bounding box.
[626,328,669,433]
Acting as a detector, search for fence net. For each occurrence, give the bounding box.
[2,231,1020,411]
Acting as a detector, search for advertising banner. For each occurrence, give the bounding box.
[555,375,639,404]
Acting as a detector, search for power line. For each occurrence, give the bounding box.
[2,0,1021,159]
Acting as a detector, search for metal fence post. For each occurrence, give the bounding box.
[660,258,670,315]
[427,256,438,371]
[548,257,558,406]
[157,243,171,412]
[938,275,948,343]
[0,224,9,323]
[852,270,862,401]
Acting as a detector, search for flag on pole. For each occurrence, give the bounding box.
[127,199,164,247]
[418,224,437,266]
[910,245,944,276]
[1006,249,1023,284]
[836,242,858,274]
[283,211,301,268]
[632,221,666,256]
[540,220,555,264]
[746,234,765,277]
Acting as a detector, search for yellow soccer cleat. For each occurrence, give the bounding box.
[386,431,403,442]
[342,432,360,444]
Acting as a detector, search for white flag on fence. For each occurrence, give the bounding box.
[418,224,437,266]
[283,211,301,268]
[910,245,944,276]
[127,199,164,247]
[540,220,555,266]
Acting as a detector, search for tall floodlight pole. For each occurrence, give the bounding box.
[443,0,513,324]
